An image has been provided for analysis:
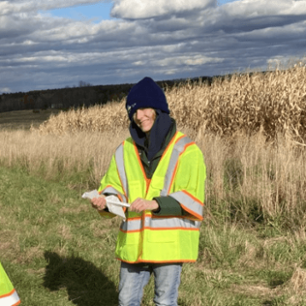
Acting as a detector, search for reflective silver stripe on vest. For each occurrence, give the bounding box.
[160,136,193,197]
[115,144,129,200]
[120,216,200,232]
[0,290,20,306]
[170,191,203,219]
[102,186,127,203]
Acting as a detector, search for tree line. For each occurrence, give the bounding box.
[0,77,214,113]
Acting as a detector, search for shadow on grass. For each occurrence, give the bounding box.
[43,251,118,306]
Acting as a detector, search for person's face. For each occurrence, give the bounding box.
[133,108,156,133]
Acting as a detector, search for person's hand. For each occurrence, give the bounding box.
[129,198,159,213]
[91,195,107,212]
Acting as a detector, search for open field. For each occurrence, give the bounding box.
[2,159,306,306]
[1,65,306,305]
[0,109,61,130]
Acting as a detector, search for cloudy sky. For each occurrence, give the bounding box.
[1,0,305,93]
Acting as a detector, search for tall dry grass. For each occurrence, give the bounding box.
[35,63,306,143]
[1,63,306,228]
[1,129,306,229]
[34,102,129,134]
[0,129,128,188]
[198,131,306,228]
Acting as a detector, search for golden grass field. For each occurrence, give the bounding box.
[35,64,306,143]
[1,65,306,224]
[1,63,306,305]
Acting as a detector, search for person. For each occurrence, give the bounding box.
[0,261,21,306]
[91,76,206,306]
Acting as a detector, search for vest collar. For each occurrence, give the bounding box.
[129,110,174,161]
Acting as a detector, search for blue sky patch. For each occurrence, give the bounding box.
[48,2,114,23]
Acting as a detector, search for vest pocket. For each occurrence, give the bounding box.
[143,230,179,261]
[147,229,177,243]
[148,175,164,195]
[128,180,144,201]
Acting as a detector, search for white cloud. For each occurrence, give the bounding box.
[267,55,306,70]
[155,55,223,67]
[0,87,11,93]
[219,0,306,18]
[133,61,145,66]
[111,0,216,19]
[0,0,306,93]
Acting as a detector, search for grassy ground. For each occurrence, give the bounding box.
[0,166,120,306]
[1,166,306,306]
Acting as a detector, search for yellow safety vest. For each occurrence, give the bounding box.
[0,262,20,306]
[98,131,206,263]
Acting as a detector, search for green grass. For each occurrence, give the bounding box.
[1,166,306,305]
[0,166,119,305]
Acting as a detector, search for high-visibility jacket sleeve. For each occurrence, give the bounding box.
[169,144,206,221]
[0,262,21,306]
[97,154,126,219]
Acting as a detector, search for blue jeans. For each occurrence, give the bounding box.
[118,262,182,306]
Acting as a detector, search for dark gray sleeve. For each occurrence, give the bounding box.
[153,196,184,216]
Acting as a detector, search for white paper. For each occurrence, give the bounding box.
[106,199,130,207]
[82,190,129,220]
[104,195,128,219]
[82,190,100,200]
